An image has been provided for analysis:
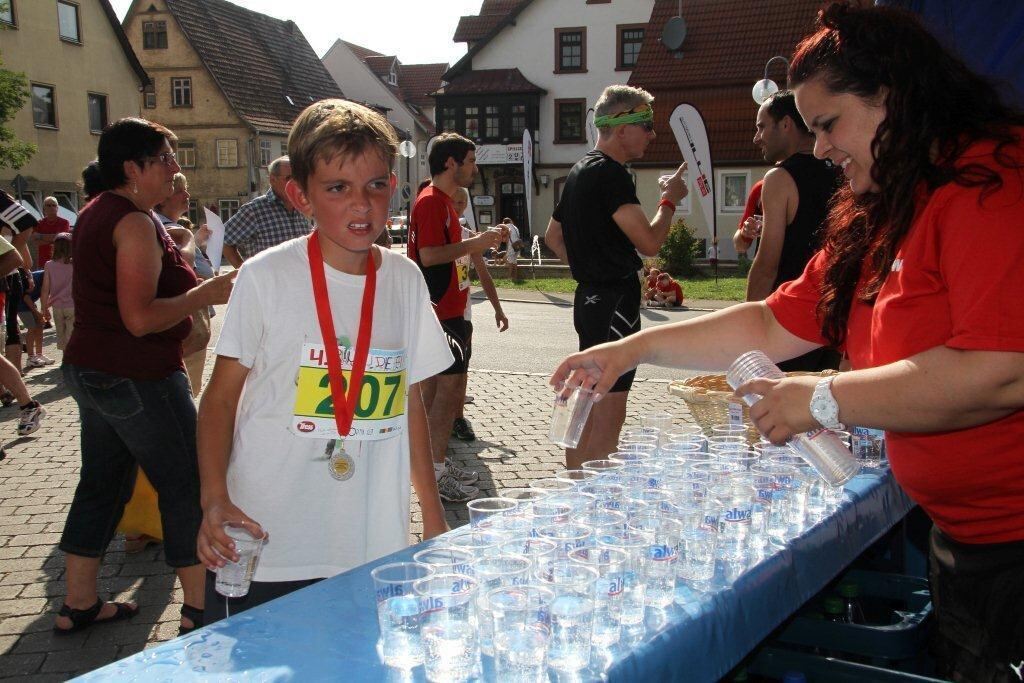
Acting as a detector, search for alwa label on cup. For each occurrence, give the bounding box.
[649,544,678,562]
[723,507,753,523]
[376,584,405,603]
[607,574,625,597]
[421,596,446,615]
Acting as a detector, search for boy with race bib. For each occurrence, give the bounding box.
[196,100,452,622]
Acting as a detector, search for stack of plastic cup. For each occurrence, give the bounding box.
[727,350,861,487]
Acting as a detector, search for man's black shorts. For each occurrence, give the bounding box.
[573,278,641,393]
[439,316,472,375]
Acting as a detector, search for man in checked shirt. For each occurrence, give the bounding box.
[222,156,311,267]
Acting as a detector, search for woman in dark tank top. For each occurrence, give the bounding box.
[54,118,234,637]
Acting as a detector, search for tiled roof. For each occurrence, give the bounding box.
[629,0,829,164]
[433,68,545,97]
[631,0,826,90]
[398,63,449,108]
[164,0,344,135]
[364,55,398,79]
[341,40,383,61]
[453,0,529,43]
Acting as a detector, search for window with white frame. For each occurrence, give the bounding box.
[216,139,238,168]
[259,139,273,167]
[718,171,750,213]
[87,93,107,133]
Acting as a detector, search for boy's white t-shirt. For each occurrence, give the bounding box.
[215,237,453,582]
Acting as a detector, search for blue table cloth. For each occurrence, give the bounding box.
[78,469,913,682]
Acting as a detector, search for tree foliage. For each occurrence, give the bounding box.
[657,218,700,277]
[0,49,36,170]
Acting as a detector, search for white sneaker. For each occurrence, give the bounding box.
[26,356,46,369]
[445,459,479,485]
[39,355,55,365]
[436,472,479,503]
[17,402,44,436]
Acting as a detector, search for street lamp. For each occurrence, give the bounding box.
[752,55,790,104]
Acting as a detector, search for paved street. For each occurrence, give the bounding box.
[0,290,728,680]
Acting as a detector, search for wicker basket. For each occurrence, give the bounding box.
[668,370,837,444]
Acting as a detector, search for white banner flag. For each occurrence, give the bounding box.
[522,128,534,235]
[203,207,226,273]
[669,104,716,243]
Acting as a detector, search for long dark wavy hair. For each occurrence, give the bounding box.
[789,3,1024,346]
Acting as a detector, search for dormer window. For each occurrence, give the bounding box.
[388,67,397,86]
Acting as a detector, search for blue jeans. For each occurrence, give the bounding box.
[59,365,201,567]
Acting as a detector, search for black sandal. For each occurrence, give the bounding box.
[53,598,138,635]
[178,603,204,636]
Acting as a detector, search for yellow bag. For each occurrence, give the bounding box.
[116,470,163,540]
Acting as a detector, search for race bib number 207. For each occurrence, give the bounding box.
[292,343,407,441]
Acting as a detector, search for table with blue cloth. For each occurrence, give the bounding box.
[78,469,913,682]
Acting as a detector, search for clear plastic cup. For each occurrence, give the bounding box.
[499,536,558,571]
[579,481,625,513]
[447,529,504,559]
[709,483,756,572]
[707,435,747,452]
[472,555,532,655]
[851,426,886,468]
[487,585,555,682]
[528,501,573,536]
[538,523,593,560]
[664,424,704,442]
[715,450,759,471]
[413,547,476,576]
[528,478,574,496]
[711,423,748,439]
[371,562,433,669]
[572,509,627,541]
[549,385,595,448]
[467,497,519,530]
[215,522,266,598]
[568,546,627,646]
[627,514,682,607]
[595,530,648,627]
[580,459,625,477]
[642,411,674,436]
[553,469,599,489]
[758,461,807,533]
[533,561,599,672]
[660,441,704,459]
[678,527,717,592]
[413,573,480,683]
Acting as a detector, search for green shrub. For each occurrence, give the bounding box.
[658,218,700,277]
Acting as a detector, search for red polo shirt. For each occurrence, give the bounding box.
[767,133,1024,544]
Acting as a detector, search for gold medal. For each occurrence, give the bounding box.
[327,439,355,481]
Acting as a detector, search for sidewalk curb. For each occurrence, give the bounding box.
[469,292,724,313]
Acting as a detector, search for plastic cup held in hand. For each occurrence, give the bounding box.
[371,562,433,669]
[726,350,861,487]
[215,522,266,598]
[549,385,595,448]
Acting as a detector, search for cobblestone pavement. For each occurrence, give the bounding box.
[0,340,690,679]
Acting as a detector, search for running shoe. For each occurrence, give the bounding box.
[38,355,55,365]
[17,402,44,436]
[445,459,479,485]
[451,417,476,442]
[437,472,479,503]
[26,356,46,369]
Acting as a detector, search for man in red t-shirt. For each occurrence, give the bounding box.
[649,272,684,307]
[407,133,501,503]
[33,197,71,269]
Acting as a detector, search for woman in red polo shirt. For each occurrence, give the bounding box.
[552,5,1024,678]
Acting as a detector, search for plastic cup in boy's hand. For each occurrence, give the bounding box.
[215,521,267,598]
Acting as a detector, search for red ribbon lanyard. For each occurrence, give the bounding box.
[307,232,376,439]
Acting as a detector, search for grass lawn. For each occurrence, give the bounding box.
[478,275,747,301]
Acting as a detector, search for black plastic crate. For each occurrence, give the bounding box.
[773,569,933,665]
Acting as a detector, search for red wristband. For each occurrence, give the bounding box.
[658,198,677,212]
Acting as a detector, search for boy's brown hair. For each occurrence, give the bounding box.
[288,99,398,189]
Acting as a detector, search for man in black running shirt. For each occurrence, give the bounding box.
[544,85,687,469]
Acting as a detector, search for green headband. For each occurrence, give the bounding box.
[594,108,654,128]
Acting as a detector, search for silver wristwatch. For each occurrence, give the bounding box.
[809,375,845,431]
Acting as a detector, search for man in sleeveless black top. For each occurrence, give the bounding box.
[745,91,841,372]
[544,85,687,469]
